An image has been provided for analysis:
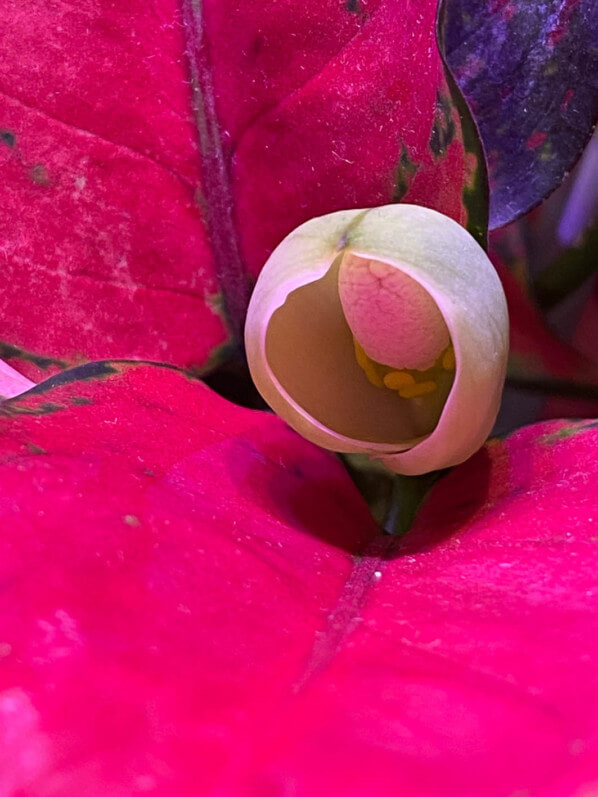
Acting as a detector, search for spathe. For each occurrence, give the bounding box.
[245,205,509,475]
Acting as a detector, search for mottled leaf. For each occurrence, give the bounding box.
[1,0,486,381]
[0,365,597,793]
[443,0,598,229]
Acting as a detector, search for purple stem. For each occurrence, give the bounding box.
[181,0,251,351]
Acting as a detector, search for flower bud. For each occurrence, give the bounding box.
[245,205,509,475]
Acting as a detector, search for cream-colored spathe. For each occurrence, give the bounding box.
[244,205,509,475]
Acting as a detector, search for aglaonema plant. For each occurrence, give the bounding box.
[0,0,597,794]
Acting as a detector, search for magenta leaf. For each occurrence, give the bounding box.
[442,0,598,229]
[1,0,486,380]
[0,363,597,793]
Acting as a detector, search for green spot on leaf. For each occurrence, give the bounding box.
[392,144,420,203]
[0,401,64,417]
[541,421,598,445]
[0,341,67,370]
[436,7,489,249]
[30,164,50,186]
[0,130,15,147]
[26,443,47,455]
[429,92,456,160]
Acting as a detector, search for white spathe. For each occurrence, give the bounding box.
[245,205,509,475]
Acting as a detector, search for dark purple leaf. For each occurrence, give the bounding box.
[442,0,598,229]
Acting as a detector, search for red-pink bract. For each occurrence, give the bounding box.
[0,362,597,795]
[0,0,480,380]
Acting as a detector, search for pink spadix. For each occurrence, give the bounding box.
[338,254,450,371]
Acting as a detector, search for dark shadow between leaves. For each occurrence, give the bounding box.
[223,432,377,556]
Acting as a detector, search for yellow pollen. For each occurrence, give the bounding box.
[442,346,456,371]
[383,370,416,390]
[398,380,438,399]
[352,337,447,399]
[353,339,385,387]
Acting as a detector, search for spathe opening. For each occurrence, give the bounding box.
[265,254,454,445]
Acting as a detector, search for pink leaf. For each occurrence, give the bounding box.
[0,360,34,400]
[0,362,597,794]
[0,0,483,380]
